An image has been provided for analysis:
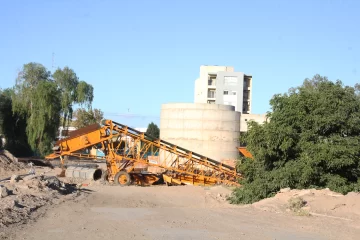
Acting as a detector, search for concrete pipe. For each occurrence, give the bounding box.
[65,166,102,181]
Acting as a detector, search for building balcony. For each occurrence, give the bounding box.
[207,93,216,98]
[208,79,216,86]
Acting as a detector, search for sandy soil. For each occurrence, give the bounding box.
[2,183,359,240]
[252,188,360,223]
[1,152,359,240]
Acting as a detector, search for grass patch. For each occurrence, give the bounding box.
[288,197,311,216]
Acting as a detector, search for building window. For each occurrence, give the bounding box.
[208,75,216,86]
[232,91,237,95]
[208,79,216,86]
[224,76,238,86]
[207,100,215,104]
[243,101,250,113]
[223,91,228,95]
[207,89,216,98]
[244,77,251,88]
[243,90,250,99]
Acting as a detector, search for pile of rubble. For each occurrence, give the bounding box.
[0,151,81,230]
[0,150,27,178]
[0,174,80,228]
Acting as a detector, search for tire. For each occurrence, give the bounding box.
[114,171,131,186]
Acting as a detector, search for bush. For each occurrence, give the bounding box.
[288,197,310,216]
[288,197,306,210]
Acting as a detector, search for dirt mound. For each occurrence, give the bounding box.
[251,188,360,222]
[0,174,80,231]
[0,150,27,178]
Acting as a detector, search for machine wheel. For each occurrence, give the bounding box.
[114,171,131,186]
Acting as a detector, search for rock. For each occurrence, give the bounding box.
[22,174,38,181]
[0,185,8,198]
[12,187,20,194]
[13,184,30,191]
[10,174,20,183]
[280,188,291,193]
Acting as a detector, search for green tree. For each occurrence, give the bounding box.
[0,89,11,150]
[229,74,360,204]
[72,108,104,129]
[11,62,94,156]
[53,66,94,127]
[146,122,160,139]
[0,88,32,156]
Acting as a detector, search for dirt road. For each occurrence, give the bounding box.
[7,185,359,240]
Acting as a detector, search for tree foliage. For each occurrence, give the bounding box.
[230,74,360,204]
[10,62,93,156]
[72,108,104,129]
[53,67,94,127]
[146,122,160,139]
[0,88,32,156]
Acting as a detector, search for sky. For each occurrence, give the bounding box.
[1,0,359,128]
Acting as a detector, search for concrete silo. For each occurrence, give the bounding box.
[160,103,240,162]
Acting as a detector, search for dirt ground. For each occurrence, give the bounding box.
[1,152,359,240]
[2,183,359,240]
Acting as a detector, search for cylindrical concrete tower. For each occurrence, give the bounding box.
[160,103,240,162]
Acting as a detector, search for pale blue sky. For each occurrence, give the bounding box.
[1,0,359,128]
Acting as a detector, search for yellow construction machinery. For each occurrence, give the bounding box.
[45,120,242,186]
[238,147,253,159]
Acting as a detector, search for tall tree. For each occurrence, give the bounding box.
[230,74,360,204]
[72,108,104,129]
[146,122,160,139]
[11,62,94,156]
[11,63,60,155]
[53,66,94,127]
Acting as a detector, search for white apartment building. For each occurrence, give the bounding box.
[194,65,252,113]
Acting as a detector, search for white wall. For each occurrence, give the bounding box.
[194,78,207,103]
[160,103,240,162]
[240,113,267,132]
[194,65,234,104]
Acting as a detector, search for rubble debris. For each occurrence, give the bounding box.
[0,150,19,163]
[0,150,28,178]
[0,185,8,198]
[22,174,38,181]
[10,174,20,184]
[0,174,80,228]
